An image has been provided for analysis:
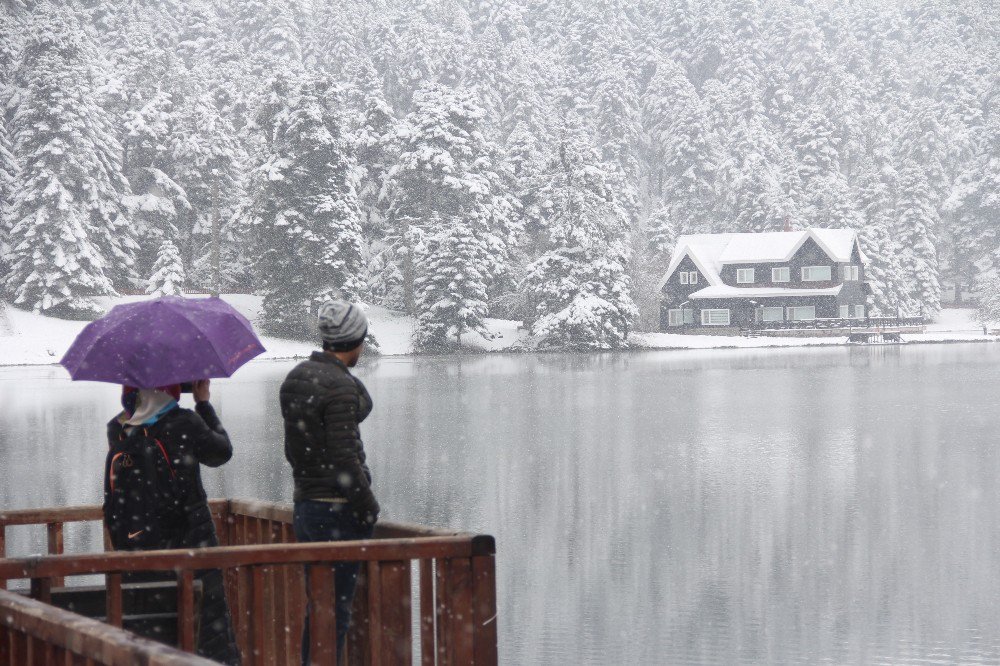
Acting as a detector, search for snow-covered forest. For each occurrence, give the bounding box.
[0,1,997,349]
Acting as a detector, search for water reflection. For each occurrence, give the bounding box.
[2,344,1000,664]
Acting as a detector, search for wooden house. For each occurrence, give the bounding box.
[658,228,872,332]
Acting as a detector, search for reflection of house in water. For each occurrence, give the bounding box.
[657,228,872,334]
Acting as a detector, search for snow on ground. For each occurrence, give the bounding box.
[0,294,531,367]
[0,298,996,368]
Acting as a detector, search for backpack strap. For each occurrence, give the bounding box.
[145,427,177,479]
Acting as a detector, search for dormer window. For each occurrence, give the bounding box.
[842,265,860,281]
[679,271,698,285]
[736,268,755,284]
[772,267,790,283]
[802,266,832,282]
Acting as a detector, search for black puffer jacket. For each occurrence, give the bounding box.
[279,351,379,523]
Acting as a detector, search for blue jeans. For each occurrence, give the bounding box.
[294,500,374,665]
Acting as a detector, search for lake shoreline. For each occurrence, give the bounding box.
[3,331,998,370]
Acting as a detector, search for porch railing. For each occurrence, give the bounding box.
[0,500,498,665]
[743,315,926,332]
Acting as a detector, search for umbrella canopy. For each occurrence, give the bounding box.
[61,296,266,387]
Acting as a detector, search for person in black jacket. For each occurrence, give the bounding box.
[105,380,241,665]
[280,300,379,665]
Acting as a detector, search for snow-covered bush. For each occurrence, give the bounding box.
[975,274,1000,329]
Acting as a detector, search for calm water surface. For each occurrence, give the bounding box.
[2,344,1000,664]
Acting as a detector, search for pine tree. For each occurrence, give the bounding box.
[146,239,185,297]
[413,215,491,350]
[522,112,637,350]
[895,161,941,318]
[974,273,1000,329]
[384,83,517,313]
[247,75,364,337]
[4,6,125,318]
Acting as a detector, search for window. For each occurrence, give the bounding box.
[701,309,731,326]
[854,304,865,319]
[772,267,790,283]
[679,272,688,285]
[668,309,695,326]
[840,305,865,319]
[802,266,832,282]
[736,268,755,284]
[839,305,849,319]
[842,265,860,281]
[788,306,816,321]
[762,307,784,323]
[678,271,699,285]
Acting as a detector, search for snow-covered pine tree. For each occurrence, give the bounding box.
[146,239,185,297]
[4,6,124,318]
[975,273,1000,330]
[384,83,517,313]
[413,215,491,350]
[895,161,942,318]
[247,75,364,337]
[121,87,191,278]
[522,112,637,350]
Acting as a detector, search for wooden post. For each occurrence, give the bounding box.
[436,558,474,665]
[178,569,196,653]
[105,574,123,628]
[472,556,498,666]
[29,578,51,605]
[250,565,266,665]
[420,560,436,666]
[0,525,6,590]
[46,523,65,587]
[307,565,336,666]
[377,561,412,664]
[366,561,382,665]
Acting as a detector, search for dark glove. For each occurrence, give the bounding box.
[355,499,380,527]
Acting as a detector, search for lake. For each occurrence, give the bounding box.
[2,344,1000,664]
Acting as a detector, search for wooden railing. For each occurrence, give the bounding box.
[0,500,498,665]
[744,315,926,332]
[0,588,216,665]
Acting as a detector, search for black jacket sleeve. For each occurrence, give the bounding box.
[188,401,234,468]
[322,384,379,521]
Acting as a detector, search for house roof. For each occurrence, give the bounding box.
[657,228,867,290]
[687,285,844,300]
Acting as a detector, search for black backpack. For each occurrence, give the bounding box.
[103,425,186,551]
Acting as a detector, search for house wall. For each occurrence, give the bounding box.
[718,237,863,289]
[660,255,707,306]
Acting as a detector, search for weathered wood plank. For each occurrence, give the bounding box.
[250,565,266,666]
[366,561,383,666]
[105,574,123,628]
[177,569,196,654]
[0,588,216,664]
[307,565,336,666]
[419,559,435,666]
[346,564,370,666]
[0,537,480,582]
[378,561,412,665]
[472,556,498,666]
[448,558,474,666]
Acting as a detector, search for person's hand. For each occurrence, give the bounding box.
[192,379,211,403]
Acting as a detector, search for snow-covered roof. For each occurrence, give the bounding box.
[688,285,844,300]
[657,228,867,290]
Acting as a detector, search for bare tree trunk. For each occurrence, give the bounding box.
[210,178,220,298]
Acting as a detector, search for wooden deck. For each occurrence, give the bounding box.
[0,499,498,665]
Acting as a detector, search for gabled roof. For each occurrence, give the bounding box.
[657,228,867,290]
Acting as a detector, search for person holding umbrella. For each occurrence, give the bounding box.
[62,296,266,666]
[280,299,379,665]
[108,379,241,665]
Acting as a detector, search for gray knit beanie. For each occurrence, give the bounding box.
[318,300,368,351]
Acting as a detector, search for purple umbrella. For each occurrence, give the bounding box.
[61,296,266,387]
